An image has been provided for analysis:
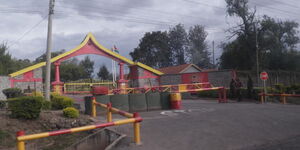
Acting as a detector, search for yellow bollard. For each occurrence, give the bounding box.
[260,94,264,104]
[16,131,25,150]
[133,112,141,145]
[91,97,96,117]
[107,102,112,122]
[283,95,287,104]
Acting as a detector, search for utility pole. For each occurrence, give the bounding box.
[45,0,55,101]
[255,22,259,87]
[212,41,215,67]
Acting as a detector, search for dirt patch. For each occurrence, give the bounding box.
[0,110,95,150]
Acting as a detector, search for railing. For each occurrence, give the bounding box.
[112,82,223,94]
[16,97,142,150]
[259,93,300,104]
[64,82,116,94]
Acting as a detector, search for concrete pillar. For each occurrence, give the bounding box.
[118,62,128,94]
[51,62,64,94]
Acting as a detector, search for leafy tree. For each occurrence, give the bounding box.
[79,56,94,78]
[59,58,86,82]
[0,43,13,75]
[168,24,189,65]
[0,43,32,75]
[130,31,172,68]
[259,16,300,70]
[188,25,211,68]
[220,0,300,71]
[97,65,112,80]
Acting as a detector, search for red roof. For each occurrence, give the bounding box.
[158,64,201,74]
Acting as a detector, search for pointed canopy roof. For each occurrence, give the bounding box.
[9,33,163,77]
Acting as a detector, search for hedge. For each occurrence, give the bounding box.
[2,88,23,98]
[51,95,74,110]
[8,96,43,119]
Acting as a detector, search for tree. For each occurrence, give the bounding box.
[130,31,172,68]
[79,56,94,78]
[58,58,86,82]
[258,16,300,70]
[168,24,189,65]
[220,0,257,70]
[0,43,32,75]
[188,25,211,68]
[0,43,13,75]
[220,0,300,71]
[97,65,112,80]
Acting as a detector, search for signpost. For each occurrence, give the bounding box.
[260,71,268,102]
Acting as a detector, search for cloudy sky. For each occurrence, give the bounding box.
[1,0,299,73]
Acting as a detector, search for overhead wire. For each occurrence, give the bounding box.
[9,15,47,47]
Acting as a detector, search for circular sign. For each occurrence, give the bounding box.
[260,71,268,81]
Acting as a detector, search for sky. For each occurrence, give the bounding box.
[0,0,299,74]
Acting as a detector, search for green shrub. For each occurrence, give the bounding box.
[197,88,260,100]
[51,95,74,110]
[8,96,43,119]
[2,88,23,98]
[63,107,79,118]
[274,84,287,93]
[42,100,52,110]
[0,100,6,109]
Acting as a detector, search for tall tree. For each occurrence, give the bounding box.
[259,16,299,70]
[97,65,112,80]
[220,0,300,71]
[220,0,257,70]
[79,56,94,78]
[188,25,211,68]
[130,31,172,68]
[168,24,189,65]
[0,43,13,75]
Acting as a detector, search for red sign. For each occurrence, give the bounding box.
[260,71,268,80]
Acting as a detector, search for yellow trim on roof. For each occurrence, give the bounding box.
[9,33,162,77]
[135,62,164,75]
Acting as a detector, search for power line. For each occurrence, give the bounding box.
[10,15,47,47]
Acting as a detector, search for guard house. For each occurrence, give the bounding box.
[158,64,208,85]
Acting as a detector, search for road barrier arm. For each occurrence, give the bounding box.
[259,93,300,104]
[17,117,142,150]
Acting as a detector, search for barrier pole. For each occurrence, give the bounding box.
[260,94,264,103]
[16,131,25,150]
[91,97,96,117]
[133,112,141,145]
[107,102,112,122]
[283,95,287,104]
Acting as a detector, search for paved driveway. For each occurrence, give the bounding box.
[114,100,300,150]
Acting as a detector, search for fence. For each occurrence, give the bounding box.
[112,82,224,94]
[16,97,142,150]
[259,93,300,104]
[64,82,116,94]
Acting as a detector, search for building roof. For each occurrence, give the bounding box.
[9,33,163,77]
[158,64,201,74]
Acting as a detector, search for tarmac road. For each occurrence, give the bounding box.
[113,99,300,150]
